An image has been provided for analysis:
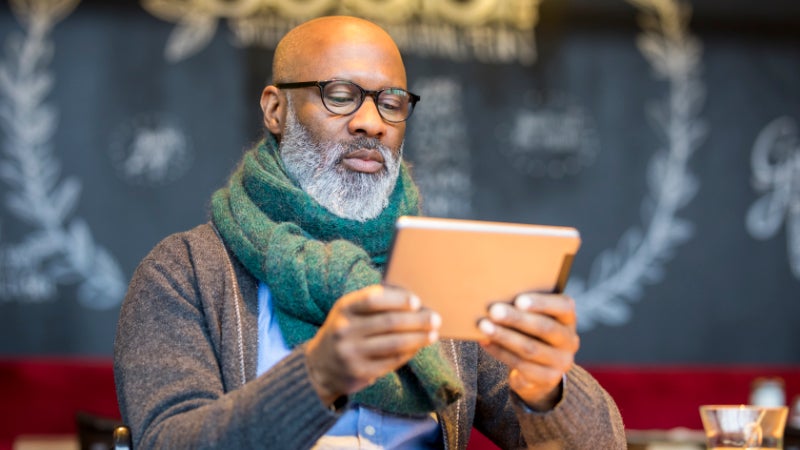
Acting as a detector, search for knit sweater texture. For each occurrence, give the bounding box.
[114,224,626,449]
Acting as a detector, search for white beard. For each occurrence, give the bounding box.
[278,104,403,222]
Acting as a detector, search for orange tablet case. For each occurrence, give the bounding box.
[383,216,581,340]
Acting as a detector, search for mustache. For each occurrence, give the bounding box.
[344,137,382,152]
[334,137,391,163]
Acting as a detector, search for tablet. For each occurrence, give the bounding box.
[383,216,581,340]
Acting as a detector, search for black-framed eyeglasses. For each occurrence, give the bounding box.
[275,80,420,123]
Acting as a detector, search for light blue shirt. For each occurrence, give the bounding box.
[256,282,442,449]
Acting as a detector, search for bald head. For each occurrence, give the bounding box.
[272,16,406,87]
[260,16,410,150]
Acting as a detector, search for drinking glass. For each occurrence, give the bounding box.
[700,405,789,449]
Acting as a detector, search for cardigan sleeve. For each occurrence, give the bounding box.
[472,344,626,449]
[113,229,342,449]
[512,365,627,449]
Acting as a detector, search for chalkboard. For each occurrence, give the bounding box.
[0,0,798,363]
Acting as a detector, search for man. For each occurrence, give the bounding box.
[114,16,625,449]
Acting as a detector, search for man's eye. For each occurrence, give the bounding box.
[379,95,404,111]
[379,102,400,111]
[326,92,357,105]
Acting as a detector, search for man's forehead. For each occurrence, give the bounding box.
[297,40,407,86]
[274,17,406,85]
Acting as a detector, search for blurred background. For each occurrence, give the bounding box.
[1,0,797,363]
[0,0,799,446]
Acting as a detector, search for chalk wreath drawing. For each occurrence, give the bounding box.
[0,0,126,309]
[746,116,800,279]
[568,0,707,330]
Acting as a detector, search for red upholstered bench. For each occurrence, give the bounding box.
[0,358,120,450]
[588,365,800,431]
[2,358,799,450]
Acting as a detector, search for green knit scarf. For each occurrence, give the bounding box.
[210,136,463,415]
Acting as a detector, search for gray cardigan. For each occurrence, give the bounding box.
[114,224,626,449]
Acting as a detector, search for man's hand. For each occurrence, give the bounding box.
[478,292,580,411]
[304,285,441,407]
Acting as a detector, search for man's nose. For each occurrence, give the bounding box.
[347,96,387,138]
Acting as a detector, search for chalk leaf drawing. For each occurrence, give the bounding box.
[746,116,800,279]
[164,11,219,63]
[109,113,193,187]
[0,0,126,309]
[569,0,707,330]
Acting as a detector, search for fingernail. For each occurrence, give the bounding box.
[428,330,439,342]
[515,295,533,310]
[431,312,442,328]
[489,303,507,321]
[409,294,421,310]
[479,319,496,335]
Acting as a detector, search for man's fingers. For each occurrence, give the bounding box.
[475,293,580,409]
[514,293,578,328]
[353,330,438,358]
[336,285,440,338]
[351,309,441,336]
[321,329,437,393]
[485,301,579,350]
[306,284,442,401]
[342,285,421,314]
[479,319,573,370]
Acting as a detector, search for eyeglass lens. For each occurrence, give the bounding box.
[322,81,413,122]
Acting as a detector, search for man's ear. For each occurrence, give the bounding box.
[260,85,285,136]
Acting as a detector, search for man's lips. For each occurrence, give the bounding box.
[341,148,385,173]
